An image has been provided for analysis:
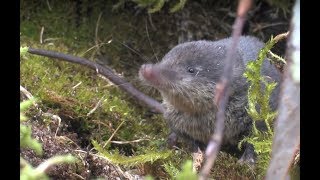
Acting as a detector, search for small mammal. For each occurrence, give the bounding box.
[139,36,281,162]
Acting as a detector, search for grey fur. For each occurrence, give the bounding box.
[139,36,281,151]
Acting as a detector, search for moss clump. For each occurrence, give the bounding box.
[241,35,283,178]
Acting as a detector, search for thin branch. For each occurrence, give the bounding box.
[110,138,150,144]
[46,0,52,11]
[80,42,111,57]
[266,0,300,179]
[199,0,252,179]
[253,22,288,32]
[35,154,75,174]
[72,81,82,90]
[40,26,44,44]
[95,12,103,46]
[87,95,105,116]
[27,48,164,114]
[102,120,125,148]
[20,85,34,100]
[92,12,103,59]
[42,112,62,137]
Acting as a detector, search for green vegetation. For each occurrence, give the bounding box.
[114,0,187,13]
[92,140,172,167]
[21,0,291,179]
[175,160,198,180]
[266,0,294,16]
[20,98,43,155]
[20,99,76,180]
[20,154,76,180]
[241,36,280,178]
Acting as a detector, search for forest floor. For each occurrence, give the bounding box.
[20,0,293,179]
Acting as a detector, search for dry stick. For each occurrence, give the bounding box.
[27,48,164,114]
[199,0,252,179]
[110,138,150,145]
[40,26,44,44]
[266,0,300,179]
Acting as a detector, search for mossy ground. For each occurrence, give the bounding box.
[20,0,292,179]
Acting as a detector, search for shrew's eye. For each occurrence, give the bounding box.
[187,67,194,73]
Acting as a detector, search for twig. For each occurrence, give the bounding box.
[95,12,103,47]
[35,154,75,174]
[80,42,111,57]
[102,120,126,148]
[266,1,300,179]
[40,26,44,44]
[110,138,150,144]
[199,0,252,179]
[72,81,82,89]
[20,85,39,108]
[20,85,65,137]
[91,12,104,60]
[43,38,60,43]
[87,95,105,116]
[46,0,52,11]
[20,85,34,100]
[27,48,164,114]
[253,22,288,32]
[42,112,62,137]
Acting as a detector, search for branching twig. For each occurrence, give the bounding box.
[266,1,300,179]
[27,48,164,114]
[199,0,252,179]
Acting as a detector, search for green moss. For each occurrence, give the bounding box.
[20,154,76,180]
[20,99,43,156]
[21,1,282,178]
[20,1,172,172]
[241,36,282,178]
[92,140,171,167]
[211,152,256,179]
